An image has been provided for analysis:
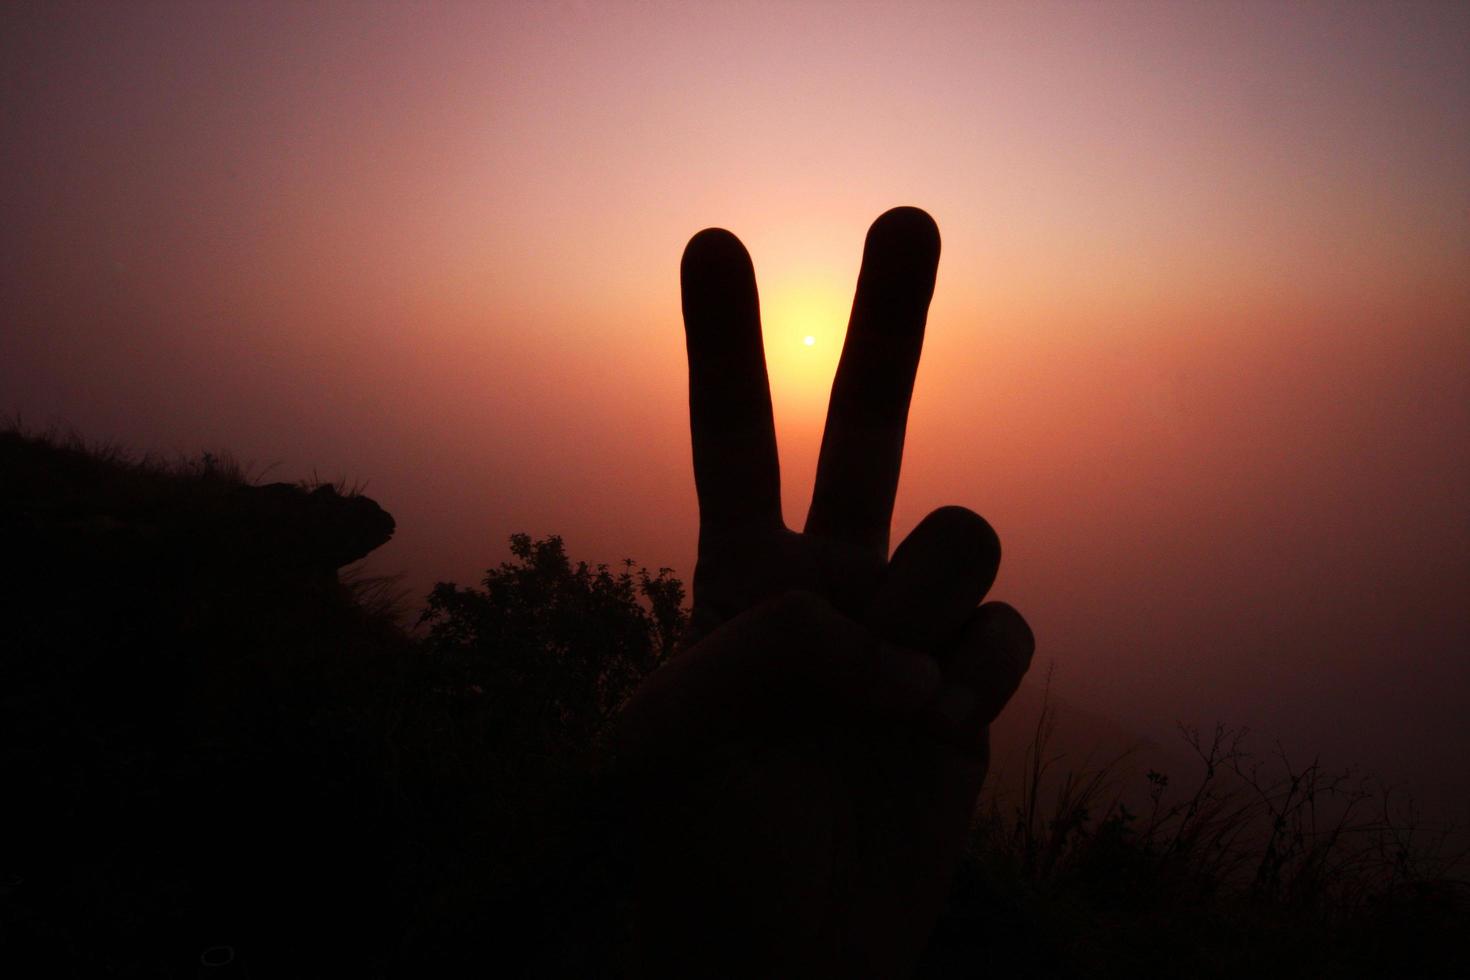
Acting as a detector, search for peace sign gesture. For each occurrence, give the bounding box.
[618,207,1033,978]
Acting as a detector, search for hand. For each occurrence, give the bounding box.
[616,207,1034,978]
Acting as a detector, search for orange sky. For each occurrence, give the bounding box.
[3,1,1467,812]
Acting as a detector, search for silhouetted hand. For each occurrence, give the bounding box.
[616,208,1033,978]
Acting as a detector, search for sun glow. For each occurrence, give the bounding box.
[762,279,848,415]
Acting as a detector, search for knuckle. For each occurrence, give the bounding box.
[976,602,1035,662]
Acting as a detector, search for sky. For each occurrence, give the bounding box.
[3,1,1467,814]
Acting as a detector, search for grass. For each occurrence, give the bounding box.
[924,674,1468,977]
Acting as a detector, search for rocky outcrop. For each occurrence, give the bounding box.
[1,430,395,582]
[230,482,395,572]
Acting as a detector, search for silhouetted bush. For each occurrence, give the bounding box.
[418,533,684,761]
[387,534,682,974]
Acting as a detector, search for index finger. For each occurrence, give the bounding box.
[681,228,784,551]
[804,207,940,556]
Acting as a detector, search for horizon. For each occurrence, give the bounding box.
[3,1,1467,818]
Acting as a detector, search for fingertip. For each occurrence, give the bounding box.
[904,506,1001,573]
[682,227,752,276]
[933,602,1034,746]
[681,227,759,335]
[978,601,1035,674]
[867,206,941,262]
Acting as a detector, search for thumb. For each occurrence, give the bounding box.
[614,590,939,775]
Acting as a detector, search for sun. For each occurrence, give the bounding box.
[803,335,815,347]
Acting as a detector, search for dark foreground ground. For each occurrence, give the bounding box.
[2,429,1464,978]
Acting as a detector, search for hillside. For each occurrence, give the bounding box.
[2,429,1462,978]
[1,430,413,974]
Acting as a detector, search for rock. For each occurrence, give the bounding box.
[235,482,396,570]
[0,430,396,582]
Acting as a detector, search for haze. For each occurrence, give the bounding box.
[4,2,1467,815]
